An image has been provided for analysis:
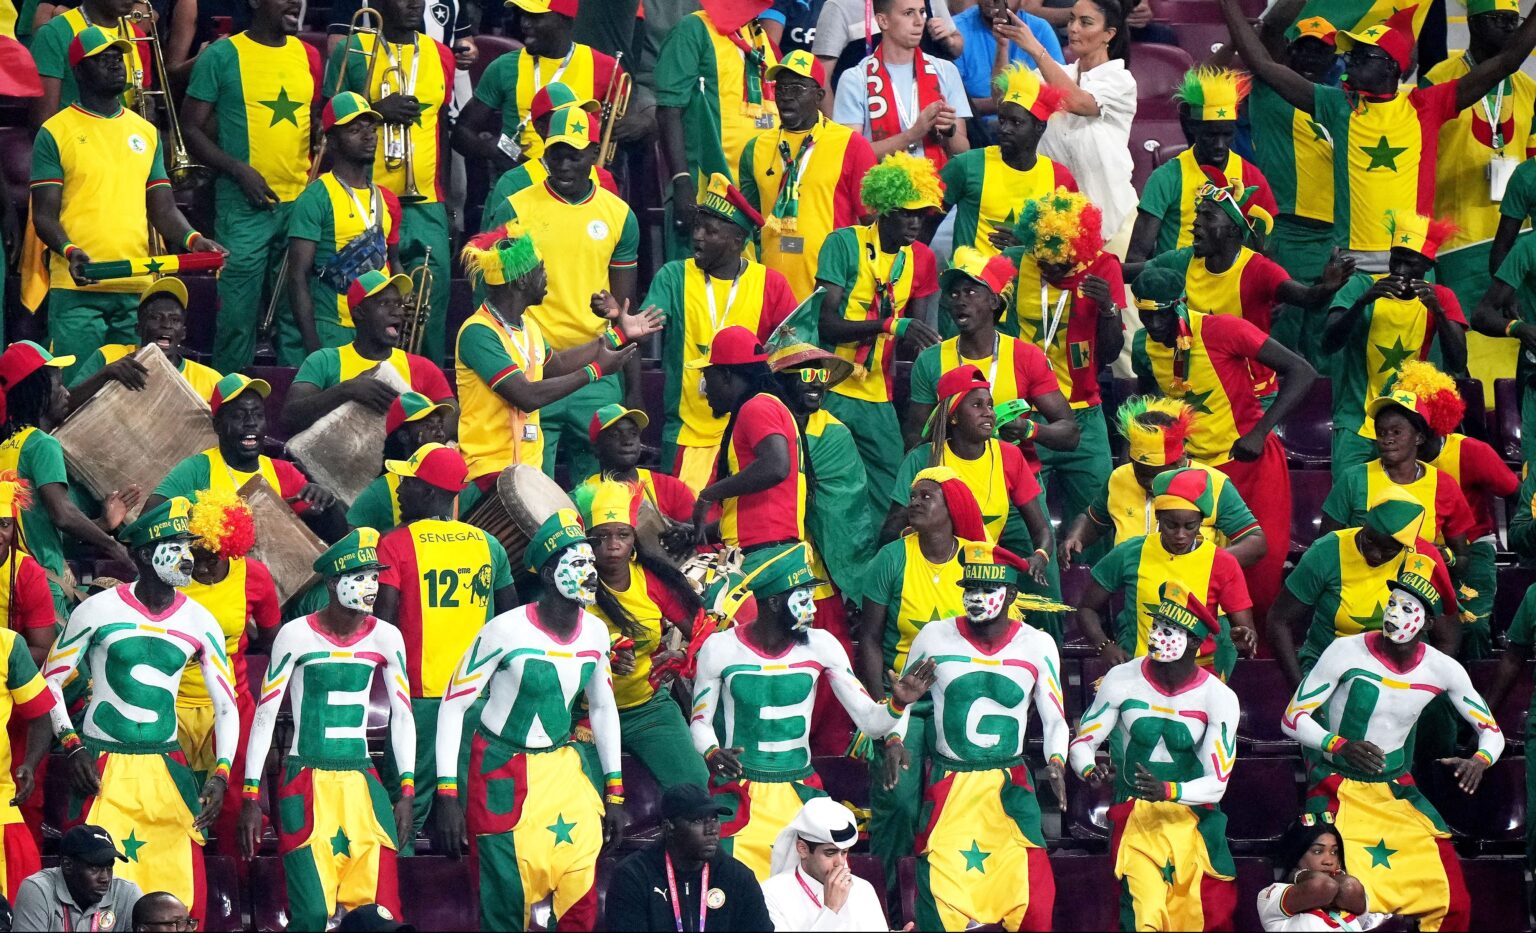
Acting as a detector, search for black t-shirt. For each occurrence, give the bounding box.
[768,0,826,55]
[605,845,772,932]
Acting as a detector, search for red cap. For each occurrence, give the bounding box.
[935,364,991,414]
[686,325,769,370]
[385,443,469,493]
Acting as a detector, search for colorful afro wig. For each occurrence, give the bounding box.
[0,471,33,522]
[1116,396,1195,467]
[992,63,1066,122]
[860,152,946,215]
[189,488,257,560]
[1013,187,1105,269]
[460,223,542,288]
[1384,210,1458,261]
[1389,360,1466,437]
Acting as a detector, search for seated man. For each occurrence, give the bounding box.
[68,277,224,409]
[11,826,142,932]
[283,270,455,435]
[345,392,454,535]
[578,404,696,528]
[761,798,885,930]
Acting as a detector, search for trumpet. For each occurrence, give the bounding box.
[398,247,433,355]
[598,51,632,167]
[122,8,210,193]
[378,63,428,204]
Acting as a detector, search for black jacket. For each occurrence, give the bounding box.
[605,844,772,932]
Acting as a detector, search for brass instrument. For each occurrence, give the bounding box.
[259,7,387,337]
[398,246,433,355]
[378,62,428,204]
[122,8,210,193]
[597,51,632,167]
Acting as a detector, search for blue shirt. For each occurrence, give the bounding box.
[760,0,827,55]
[951,5,1063,102]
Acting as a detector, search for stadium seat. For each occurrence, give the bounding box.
[1077,655,1114,714]
[1231,856,1275,932]
[1421,756,1525,852]
[1050,852,1119,930]
[640,364,665,453]
[1130,44,1196,120]
[1225,757,1301,849]
[204,855,241,932]
[1065,760,1114,842]
[444,277,475,365]
[1273,376,1332,467]
[470,34,523,86]
[183,276,219,358]
[1288,470,1333,558]
[1467,657,1531,750]
[399,855,478,929]
[1494,378,1522,465]
[1463,857,1531,931]
[621,753,663,844]
[298,31,328,59]
[1172,22,1231,59]
[1232,658,1299,755]
[815,754,872,810]
[849,854,889,916]
[250,856,288,932]
[1130,119,1187,190]
[0,96,28,129]
[0,126,30,220]
[1149,0,1226,23]
[1493,565,1536,642]
[247,365,298,444]
[1457,378,1488,442]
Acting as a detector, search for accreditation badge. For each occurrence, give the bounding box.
[755,114,774,129]
[779,236,805,255]
[706,888,727,908]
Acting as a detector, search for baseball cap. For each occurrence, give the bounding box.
[336,904,415,932]
[313,527,387,577]
[0,340,74,390]
[767,49,825,85]
[940,246,1017,298]
[542,106,593,150]
[209,372,272,416]
[322,91,382,131]
[60,825,129,866]
[588,403,649,444]
[385,443,469,493]
[120,496,195,547]
[386,392,454,435]
[661,783,730,822]
[530,81,600,123]
[347,269,414,313]
[507,0,578,15]
[68,25,132,67]
[139,276,189,309]
[685,325,769,370]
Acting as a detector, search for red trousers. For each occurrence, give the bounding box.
[810,593,855,756]
[1218,434,1289,655]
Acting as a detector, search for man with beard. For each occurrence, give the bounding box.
[624,175,797,493]
[68,278,226,408]
[41,498,239,926]
[239,528,415,931]
[283,271,455,434]
[688,541,936,878]
[430,508,626,932]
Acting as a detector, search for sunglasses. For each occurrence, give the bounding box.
[797,368,831,384]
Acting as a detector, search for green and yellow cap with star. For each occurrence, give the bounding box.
[527,508,591,573]
[1364,486,1426,547]
[1387,551,1441,614]
[1287,14,1338,44]
[121,496,194,547]
[1465,0,1518,16]
[742,542,823,599]
[314,527,386,576]
[1152,580,1218,640]
[577,479,640,530]
[543,106,594,150]
[1336,5,1418,74]
[1151,468,1215,518]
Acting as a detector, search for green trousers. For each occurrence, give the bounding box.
[397,202,452,365]
[377,694,485,853]
[1036,406,1112,560]
[48,289,138,383]
[1331,428,1378,474]
[213,199,297,372]
[1523,383,1536,465]
[869,710,934,897]
[576,691,710,790]
[823,393,904,524]
[1458,538,1497,661]
[540,374,623,480]
[1264,215,1336,367]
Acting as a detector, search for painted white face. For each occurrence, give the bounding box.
[152,540,194,588]
[1148,620,1189,663]
[554,543,598,606]
[786,587,817,631]
[337,570,380,612]
[962,584,1010,624]
[1382,587,1428,645]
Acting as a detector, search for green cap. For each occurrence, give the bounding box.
[743,542,823,598]
[1133,268,1186,311]
[68,25,132,67]
[210,372,271,416]
[121,496,194,547]
[527,508,590,573]
[1387,551,1442,614]
[1152,580,1217,640]
[313,527,386,576]
[1364,487,1426,547]
[1150,467,1215,518]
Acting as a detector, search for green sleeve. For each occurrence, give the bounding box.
[1496,234,1536,291]
[185,39,231,103]
[19,434,67,489]
[29,127,62,184]
[940,149,976,211]
[654,15,708,108]
[1508,469,1536,557]
[474,52,516,111]
[4,636,39,692]
[642,261,685,322]
[612,209,640,265]
[324,36,362,95]
[1328,272,1373,311]
[345,478,393,530]
[738,142,760,211]
[861,540,905,608]
[1136,161,1180,220]
[486,168,521,212]
[1283,533,1339,604]
[1313,85,1350,141]
[489,537,513,589]
[1500,159,1536,221]
[909,345,941,406]
[1141,247,1192,280]
[1089,538,1131,592]
[1130,330,1151,381]
[30,16,69,80]
[483,194,513,233]
[1320,468,1360,527]
[293,349,341,388]
[1508,584,1536,648]
[1212,476,1259,540]
[458,321,518,385]
[153,453,208,501]
[287,185,329,242]
[815,228,859,290]
[889,446,929,506]
[69,349,109,388]
[148,139,167,184]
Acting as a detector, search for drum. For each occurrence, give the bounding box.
[238,476,327,607]
[462,465,575,568]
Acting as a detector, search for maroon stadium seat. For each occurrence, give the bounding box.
[247,365,298,444]
[0,127,31,221]
[814,754,872,810]
[1231,856,1275,933]
[1130,44,1196,120]
[1050,852,1119,930]
[1288,470,1333,558]
[444,277,474,365]
[250,856,288,932]
[1150,0,1227,23]
[1225,757,1301,849]
[1130,119,1187,190]
[1493,565,1536,643]
[1457,378,1488,442]
[1232,659,1299,756]
[298,31,328,59]
[1273,376,1332,467]
[1468,657,1531,750]
[182,276,219,359]
[470,34,523,87]
[399,855,478,929]
[1172,21,1232,59]
[849,854,889,916]
[204,855,241,932]
[639,364,665,453]
[621,752,663,844]
[1494,378,1522,465]
[1422,755,1525,851]
[1463,857,1531,931]
[0,96,28,128]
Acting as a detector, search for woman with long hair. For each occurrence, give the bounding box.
[1258,816,1388,931]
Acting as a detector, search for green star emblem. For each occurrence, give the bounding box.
[1216,108,1228,117]
[330,827,351,857]
[1308,120,1330,143]
[1400,233,1412,244]
[1362,135,1408,171]
[258,86,303,127]
[1348,601,1385,631]
[1363,26,1384,38]
[960,840,991,872]
[1181,388,1215,415]
[548,813,577,845]
[1364,838,1396,868]
[144,257,163,273]
[1374,336,1415,374]
[904,607,948,634]
[121,830,144,862]
[1160,858,1177,885]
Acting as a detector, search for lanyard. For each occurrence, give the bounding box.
[1482,79,1508,151]
[339,179,380,231]
[382,34,421,96]
[666,854,709,933]
[1040,283,1072,347]
[485,301,534,366]
[776,126,818,199]
[703,262,745,331]
[891,60,920,134]
[532,44,576,94]
[976,333,1000,386]
[795,868,823,909]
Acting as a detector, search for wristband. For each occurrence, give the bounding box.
[1164,781,1180,802]
[1094,639,1115,656]
[182,230,201,250]
[1323,733,1348,754]
[1034,547,1050,564]
[671,171,692,184]
[583,362,604,385]
[604,774,624,798]
[605,794,626,805]
[1079,762,1095,779]
[59,730,83,753]
[437,779,459,798]
[242,778,262,801]
[210,759,232,785]
[1508,320,1522,337]
[882,317,912,338]
[61,242,81,258]
[885,695,907,717]
[705,746,721,761]
[398,775,415,798]
[1049,753,1066,770]
[1018,419,1040,440]
[603,326,627,349]
[1473,749,1495,766]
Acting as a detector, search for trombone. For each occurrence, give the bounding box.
[598,51,632,167]
[260,7,387,336]
[122,8,210,193]
[378,63,427,203]
[397,246,433,355]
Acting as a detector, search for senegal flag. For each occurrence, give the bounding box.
[1295,0,1430,37]
[1109,799,1237,931]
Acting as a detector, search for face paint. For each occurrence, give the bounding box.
[152,540,194,588]
[786,587,817,631]
[962,585,1010,624]
[553,543,598,606]
[1148,620,1189,663]
[337,570,380,612]
[1382,588,1427,644]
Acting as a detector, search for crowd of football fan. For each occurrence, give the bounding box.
[0,0,1532,927]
